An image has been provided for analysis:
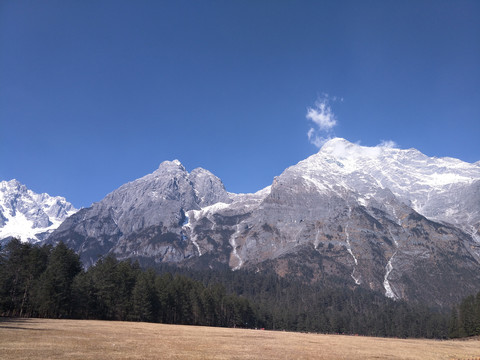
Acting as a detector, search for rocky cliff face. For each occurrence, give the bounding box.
[0,180,77,243]
[47,139,480,306]
[47,160,231,266]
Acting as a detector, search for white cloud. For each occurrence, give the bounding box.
[307,128,332,147]
[378,140,398,148]
[306,95,339,148]
[306,100,337,131]
[307,127,315,139]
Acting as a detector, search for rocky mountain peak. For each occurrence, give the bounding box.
[156,159,186,172]
[0,180,77,243]
[1,180,30,200]
[47,161,231,266]
[189,168,230,207]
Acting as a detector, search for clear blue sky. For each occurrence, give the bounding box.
[1,0,479,208]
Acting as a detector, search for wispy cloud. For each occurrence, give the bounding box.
[306,94,340,148]
[306,100,337,131]
[378,140,398,148]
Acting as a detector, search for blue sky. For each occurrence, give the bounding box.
[1,0,479,208]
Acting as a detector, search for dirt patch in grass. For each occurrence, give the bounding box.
[0,318,479,360]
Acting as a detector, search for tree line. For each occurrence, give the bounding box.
[156,262,449,338]
[0,239,460,338]
[449,290,480,338]
[0,239,257,328]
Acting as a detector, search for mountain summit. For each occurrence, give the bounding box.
[297,138,479,232]
[0,180,77,243]
[47,139,480,306]
[48,161,231,266]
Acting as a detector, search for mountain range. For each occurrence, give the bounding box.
[0,179,77,244]
[3,138,480,307]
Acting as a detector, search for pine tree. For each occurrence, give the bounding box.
[132,269,157,322]
[459,295,476,337]
[0,239,50,317]
[71,270,97,319]
[36,242,81,318]
[0,239,30,316]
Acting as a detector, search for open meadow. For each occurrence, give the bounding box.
[0,318,479,360]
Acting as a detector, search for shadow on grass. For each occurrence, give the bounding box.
[0,317,48,331]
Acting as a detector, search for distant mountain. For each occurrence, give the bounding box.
[47,139,480,306]
[0,180,77,244]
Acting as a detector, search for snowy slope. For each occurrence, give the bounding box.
[0,180,77,243]
[289,138,480,229]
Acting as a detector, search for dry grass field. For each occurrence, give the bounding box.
[0,318,479,360]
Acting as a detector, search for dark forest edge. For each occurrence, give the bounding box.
[449,290,480,338]
[1,239,478,339]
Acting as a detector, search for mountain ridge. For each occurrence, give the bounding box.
[6,138,480,307]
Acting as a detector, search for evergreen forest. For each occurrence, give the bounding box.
[449,290,480,338]
[1,239,478,339]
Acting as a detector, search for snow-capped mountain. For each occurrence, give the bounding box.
[47,139,480,306]
[0,180,77,243]
[285,138,480,240]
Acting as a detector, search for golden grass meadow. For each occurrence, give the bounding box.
[0,318,479,359]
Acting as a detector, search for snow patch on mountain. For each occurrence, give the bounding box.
[230,224,243,271]
[344,206,361,285]
[383,253,398,300]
